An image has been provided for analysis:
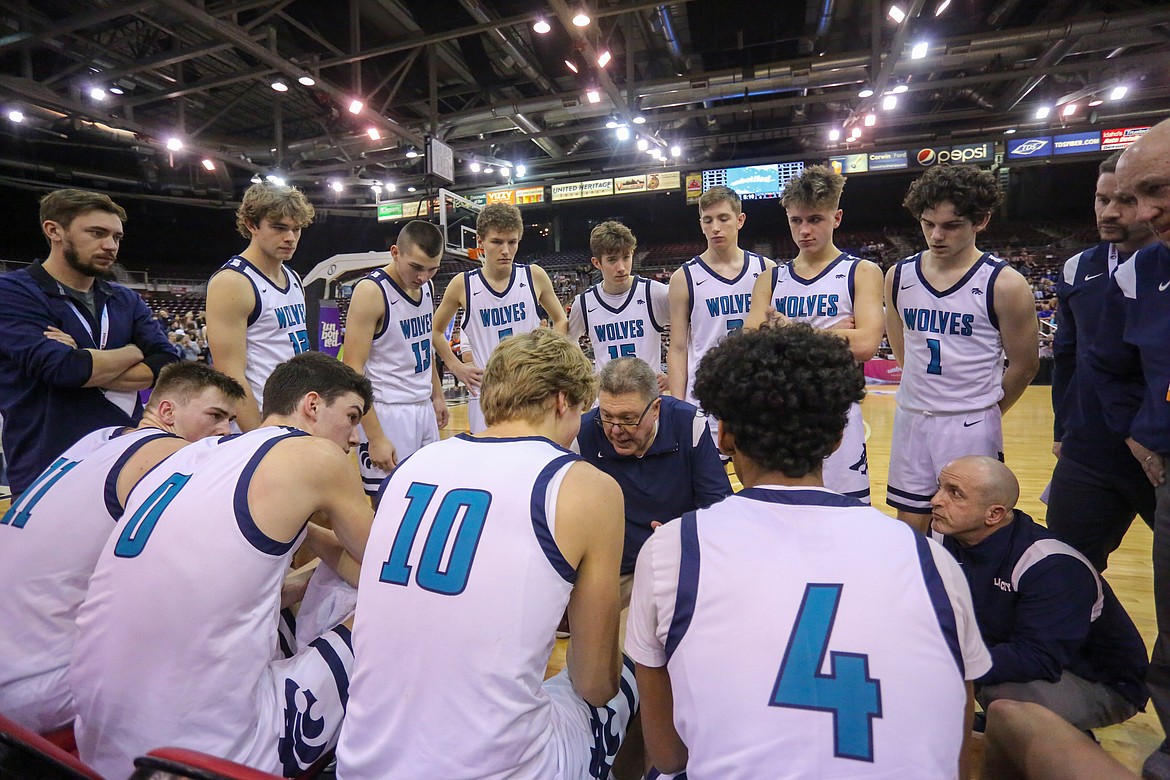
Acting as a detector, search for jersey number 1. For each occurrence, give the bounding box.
[379,482,492,595]
[769,583,882,762]
[926,338,943,375]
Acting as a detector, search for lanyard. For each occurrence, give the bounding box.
[63,292,109,350]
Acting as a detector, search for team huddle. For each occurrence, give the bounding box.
[5,118,1170,780]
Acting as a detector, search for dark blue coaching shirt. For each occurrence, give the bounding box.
[0,261,179,494]
[577,395,732,574]
[1089,242,1170,457]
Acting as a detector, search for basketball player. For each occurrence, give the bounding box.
[568,221,670,389]
[884,165,1039,531]
[342,220,449,497]
[1093,118,1170,779]
[431,202,568,433]
[667,185,774,410]
[69,353,374,779]
[0,362,243,732]
[337,329,637,779]
[206,183,316,432]
[745,164,884,502]
[626,325,989,778]
[1048,152,1157,570]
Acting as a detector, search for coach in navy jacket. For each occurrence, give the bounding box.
[931,456,1147,731]
[0,190,179,497]
[576,357,731,580]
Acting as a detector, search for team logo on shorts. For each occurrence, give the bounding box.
[278,679,331,774]
[589,704,622,778]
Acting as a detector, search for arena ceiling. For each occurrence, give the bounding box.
[2,0,1169,210]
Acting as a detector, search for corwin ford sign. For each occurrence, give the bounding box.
[1007,137,1051,159]
[912,142,994,167]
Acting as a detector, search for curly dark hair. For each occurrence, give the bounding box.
[694,324,864,477]
[902,164,1003,224]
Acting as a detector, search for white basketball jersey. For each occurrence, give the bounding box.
[0,426,175,692]
[460,264,541,392]
[768,253,860,329]
[214,256,310,407]
[71,427,310,779]
[338,435,579,780]
[575,276,667,371]
[892,253,1007,413]
[633,487,987,779]
[684,252,769,405]
[359,270,435,404]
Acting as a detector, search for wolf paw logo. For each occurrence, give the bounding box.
[849,443,869,475]
[278,679,330,774]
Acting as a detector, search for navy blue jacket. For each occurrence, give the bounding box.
[577,395,732,574]
[1052,242,1147,474]
[937,512,1147,708]
[1089,242,1170,456]
[0,262,179,494]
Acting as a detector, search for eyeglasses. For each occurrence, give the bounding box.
[596,398,657,431]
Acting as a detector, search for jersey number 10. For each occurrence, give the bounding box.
[379,482,492,595]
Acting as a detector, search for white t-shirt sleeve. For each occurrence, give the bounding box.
[567,294,585,340]
[624,520,683,668]
[650,280,671,327]
[926,537,993,680]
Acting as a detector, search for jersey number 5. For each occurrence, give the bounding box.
[769,583,882,762]
[379,482,492,595]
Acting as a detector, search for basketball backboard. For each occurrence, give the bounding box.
[438,188,482,262]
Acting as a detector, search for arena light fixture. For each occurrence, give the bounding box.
[864,113,877,126]
[483,166,494,174]
[670,145,682,157]
[1062,103,1077,116]
[298,75,316,86]
[565,59,579,74]
[850,127,862,140]
[348,99,364,114]
[636,138,649,151]
[533,18,551,34]
[632,115,647,125]
[1004,128,1017,134]
[499,166,509,176]
[1035,105,1051,119]
[516,164,527,176]
[407,186,417,192]
[386,182,396,192]
[572,9,590,27]
[165,137,183,151]
[615,126,630,141]
[7,109,24,123]
[405,148,419,158]
[828,127,841,141]
[597,50,612,68]
[586,88,601,104]
[892,84,909,94]
[270,80,289,92]
[201,158,216,171]
[367,127,381,140]
[882,94,897,110]
[266,174,286,186]
[1088,98,1104,107]
[857,87,874,98]
[250,174,263,184]
[1110,85,1128,101]
[330,181,344,192]
[89,87,107,101]
[605,119,619,129]
[911,41,928,59]
[888,4,906,23]
[470,161,481,172]
[935,0,951,15]
[108,86,124,95]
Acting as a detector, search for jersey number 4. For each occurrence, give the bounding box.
[769,583,882,762]
[379,482,492,595]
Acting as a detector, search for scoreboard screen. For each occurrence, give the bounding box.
[701,161,804,200]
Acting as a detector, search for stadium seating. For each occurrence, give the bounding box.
[0,712,103,780]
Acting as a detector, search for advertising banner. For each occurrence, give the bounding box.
[650,171,681,190]
[551,181,582,201]
[868,150,908,171]
[514,186,545,204]
[317,301,342,358]
[830,154,868,174]
[912,142,993,167]
[614,174,647,193]
[1102,126,1149,150]
[580,178,614,198]
[1052,131,1101,155]
[485,189,516,205]
[376,203,402,221]
[1006,137,1051,159]
[685,172,703,204]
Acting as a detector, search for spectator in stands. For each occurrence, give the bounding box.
[0,189,180,500]
[931,456,1148,732]
[177,333,200,362]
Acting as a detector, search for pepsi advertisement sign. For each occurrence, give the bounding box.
[912,142,994,167]
[1053,131,1102,155]
[1007,137,1051,159]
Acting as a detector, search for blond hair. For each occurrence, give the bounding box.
[698,185,741,215]
[476,202,523,240]
[781,164,846,210]
[589,220,637,258]
[480,329,597,425]
[235,183,315,239]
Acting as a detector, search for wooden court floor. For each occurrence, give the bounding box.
[1,386,1157,774]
